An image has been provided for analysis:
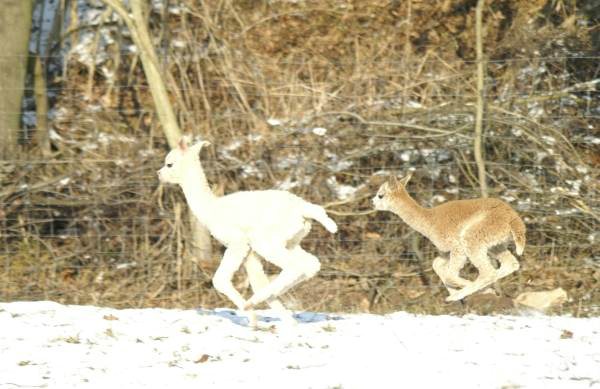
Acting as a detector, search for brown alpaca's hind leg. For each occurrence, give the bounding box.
[446,244,497,302]
[493,250,520,280]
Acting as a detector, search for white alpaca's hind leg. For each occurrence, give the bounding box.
[244,244,318,310]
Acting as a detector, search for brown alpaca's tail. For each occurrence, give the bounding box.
[510,217,526,256]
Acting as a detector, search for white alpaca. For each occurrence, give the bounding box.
[157,137,337,325]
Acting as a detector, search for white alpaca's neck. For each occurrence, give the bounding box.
[391,192,433,236]
[179,158,217,224]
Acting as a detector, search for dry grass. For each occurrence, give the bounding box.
[0,0,598,316]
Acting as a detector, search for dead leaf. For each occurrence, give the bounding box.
[103,314,119,321]
[560,330,573,339]
[364,232,382,240]
[195,354,210,363]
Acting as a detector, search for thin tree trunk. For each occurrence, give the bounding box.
[100,0,212,261]
[0,0,34,159]
[474,0,488,198]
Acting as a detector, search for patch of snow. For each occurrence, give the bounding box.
[528,102,545,118]
[400,150,412,162]
[152,0,186,14]
[30,0,62,54]
[406,100,423,109]
[172,39,186,49]
[312,127,327,136]
[275,156,298,170]
[240,164,264,179]
[116,262,137,270]
[541,135,556,145]
[139,149,156,157]
[0,302,599,389]
[501,195,516,203]
[554,208,579,216]
[326,176,360,200]
[267,118,283,126]
[224,139,244,152]
[247,133,263,143]
[22,111,37,127]
[275,176,311,190]
[575,165,589,174]
[582,136,600,145]
[565,179,582,196]
[431,194,446,204]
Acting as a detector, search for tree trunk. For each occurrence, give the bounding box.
[0,0,33,160]
[474,0,488,198]
[101,0,213,261]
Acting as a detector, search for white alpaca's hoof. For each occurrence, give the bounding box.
[446,293,464,302]
[446,289,470,302]
[247,311,258,328]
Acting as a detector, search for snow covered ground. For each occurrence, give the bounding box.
[1,301,599,389]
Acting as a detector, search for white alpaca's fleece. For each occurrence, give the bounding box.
[158,137,337,325]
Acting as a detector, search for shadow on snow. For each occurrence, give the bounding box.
[196,308,343,327]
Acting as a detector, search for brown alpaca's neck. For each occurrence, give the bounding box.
[390,192,432,235]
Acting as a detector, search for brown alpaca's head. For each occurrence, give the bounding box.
[157,136,210,185]
[372,173,412,211]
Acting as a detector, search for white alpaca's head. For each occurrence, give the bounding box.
[372,173,412,211]
[157,136,210,185]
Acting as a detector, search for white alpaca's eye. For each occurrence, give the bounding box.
[378,194,384,199]
[167,163,173,168]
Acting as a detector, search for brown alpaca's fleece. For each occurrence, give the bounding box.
[388,189,526,256]
[374,174,526,301]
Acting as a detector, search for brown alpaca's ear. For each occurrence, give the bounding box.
[399,172,412,187]
[389,175,399,188]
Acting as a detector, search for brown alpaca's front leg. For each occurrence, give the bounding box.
[432,250,473,293]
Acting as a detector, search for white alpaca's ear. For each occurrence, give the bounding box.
[178,135,192,151]
[189,140,211,155]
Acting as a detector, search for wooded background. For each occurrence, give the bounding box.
[0,0,598,316]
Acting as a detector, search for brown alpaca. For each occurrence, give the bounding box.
[373,173,526,302]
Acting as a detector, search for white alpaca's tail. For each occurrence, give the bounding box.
[302,203,337,233]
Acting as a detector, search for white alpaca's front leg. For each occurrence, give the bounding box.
[212,244,250,310]
[244,252,295,325]
[244,252,288,311]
